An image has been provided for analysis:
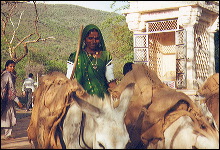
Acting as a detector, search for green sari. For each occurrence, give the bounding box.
[68,24,112,98]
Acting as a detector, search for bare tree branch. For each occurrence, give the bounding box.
[1,3,17,41]
[9,10,24,44]
[2,1,55,63]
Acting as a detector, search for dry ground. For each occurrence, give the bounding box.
[1,108,33,149]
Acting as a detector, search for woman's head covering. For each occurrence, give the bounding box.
[80,24,106,51]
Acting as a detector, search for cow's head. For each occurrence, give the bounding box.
[74,83,134,149]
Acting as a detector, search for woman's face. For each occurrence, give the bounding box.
[6,63,15,72]
[85,31,100,51]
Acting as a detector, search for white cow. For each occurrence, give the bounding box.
[147,114,219,149]
[62,83,134,149]
[27,72,134,149]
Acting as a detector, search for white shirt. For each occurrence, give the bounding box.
[22,77,37,92]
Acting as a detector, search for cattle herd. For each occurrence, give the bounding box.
[27,65,219,149]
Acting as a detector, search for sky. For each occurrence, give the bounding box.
[35,1,129,14]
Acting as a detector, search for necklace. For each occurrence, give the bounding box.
[85,51,98,69]
[86,51,99,55]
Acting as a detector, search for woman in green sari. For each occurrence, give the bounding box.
[66,24,116,98]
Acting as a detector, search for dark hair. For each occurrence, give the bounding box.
[123,62,134,76]
[29,73,33,78]
[85,28,99,38]
[3,60,16,71]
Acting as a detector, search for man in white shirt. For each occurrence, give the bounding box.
[22,73,37,111]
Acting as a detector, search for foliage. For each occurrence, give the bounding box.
[110,1,130,13]
[44,60,66,73]
[1,2,133,95]
[101,14,133,79]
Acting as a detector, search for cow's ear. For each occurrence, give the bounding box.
[72,93,101,118]
[116,83,135,115]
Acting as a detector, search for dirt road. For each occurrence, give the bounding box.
[1,108,33,149]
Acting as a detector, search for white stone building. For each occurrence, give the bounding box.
[123,1,219,101]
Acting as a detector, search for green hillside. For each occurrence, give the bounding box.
[1,2,133,95]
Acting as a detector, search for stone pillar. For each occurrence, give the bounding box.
[208,31,216,75]
[178,6,202,90]
[185,26,195,90]
[126,13,141,31]
[207,16,219,75]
